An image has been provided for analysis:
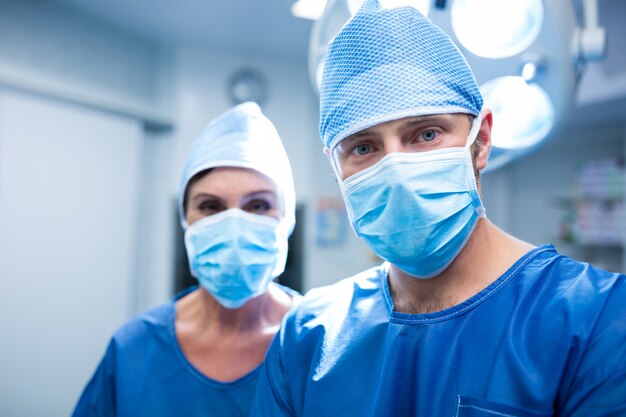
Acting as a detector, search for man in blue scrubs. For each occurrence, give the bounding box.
[252,0,626,415]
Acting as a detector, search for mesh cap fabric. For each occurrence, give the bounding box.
[178,102,296,234]
[319,0,483,150]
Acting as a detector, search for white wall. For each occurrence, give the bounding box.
[0,3,171,415]
[0,0,173,125]
[0,89,143,417]
[132,128,177,313]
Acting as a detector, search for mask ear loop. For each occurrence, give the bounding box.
[327,144,362,236]
[464,111,487,219]
[465,112,483,149]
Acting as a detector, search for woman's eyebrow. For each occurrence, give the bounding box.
[191,192,223,203]
[244,190,276,199]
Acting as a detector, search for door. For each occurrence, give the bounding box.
[0,89,142,417]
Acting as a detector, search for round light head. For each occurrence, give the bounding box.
[482,76,554,150]
[451,0,543,59]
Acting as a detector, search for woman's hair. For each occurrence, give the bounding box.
[182,169,213,216]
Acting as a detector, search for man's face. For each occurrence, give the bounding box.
[330,113,487,180]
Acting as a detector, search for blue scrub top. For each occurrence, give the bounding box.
[73,285,299,417]
[253,245,626,416]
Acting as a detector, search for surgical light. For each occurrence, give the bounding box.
[481,76,554,150]
[451,0,544,59]
[291,0,328,20]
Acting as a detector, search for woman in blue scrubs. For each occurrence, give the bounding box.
[72,102,300,417]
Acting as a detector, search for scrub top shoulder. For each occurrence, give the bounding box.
[73,284,300,417]
[254,245,626,417]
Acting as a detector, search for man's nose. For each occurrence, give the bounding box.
[383,137,408,154]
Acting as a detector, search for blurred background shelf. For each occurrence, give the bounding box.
[555,157,625,272]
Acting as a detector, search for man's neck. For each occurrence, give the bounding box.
[387,219,534,314]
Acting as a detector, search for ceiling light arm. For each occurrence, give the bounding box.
[520,53,547,83]
[571,0,607,63]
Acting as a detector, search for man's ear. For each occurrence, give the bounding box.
[475,109,493,172]
[323,147,331,161]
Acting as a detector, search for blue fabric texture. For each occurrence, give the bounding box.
[72,285,299,417]
[252,245,626,416]
[319,0,483,150]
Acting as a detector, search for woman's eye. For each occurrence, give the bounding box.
[421,129,438,142]
[198,201,222,213]
[352,143,371,156]
[245,199,271,213]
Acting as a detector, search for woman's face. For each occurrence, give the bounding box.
[184,167,281,226]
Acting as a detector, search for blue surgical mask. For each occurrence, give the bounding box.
[184,208,288,308]
[337,118,485,278]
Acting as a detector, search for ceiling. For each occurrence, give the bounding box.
[51,0,314,61]
[50,0,626,131]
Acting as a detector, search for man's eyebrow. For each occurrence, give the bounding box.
[345,129,376,141]
[345,115,446,141]
[404,115,445,125]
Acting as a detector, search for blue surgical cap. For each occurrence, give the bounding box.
[319,0,483,150]
[178,102,296,234]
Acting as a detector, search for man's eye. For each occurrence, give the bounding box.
[352,144,371,156]
[421,130,438,142]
